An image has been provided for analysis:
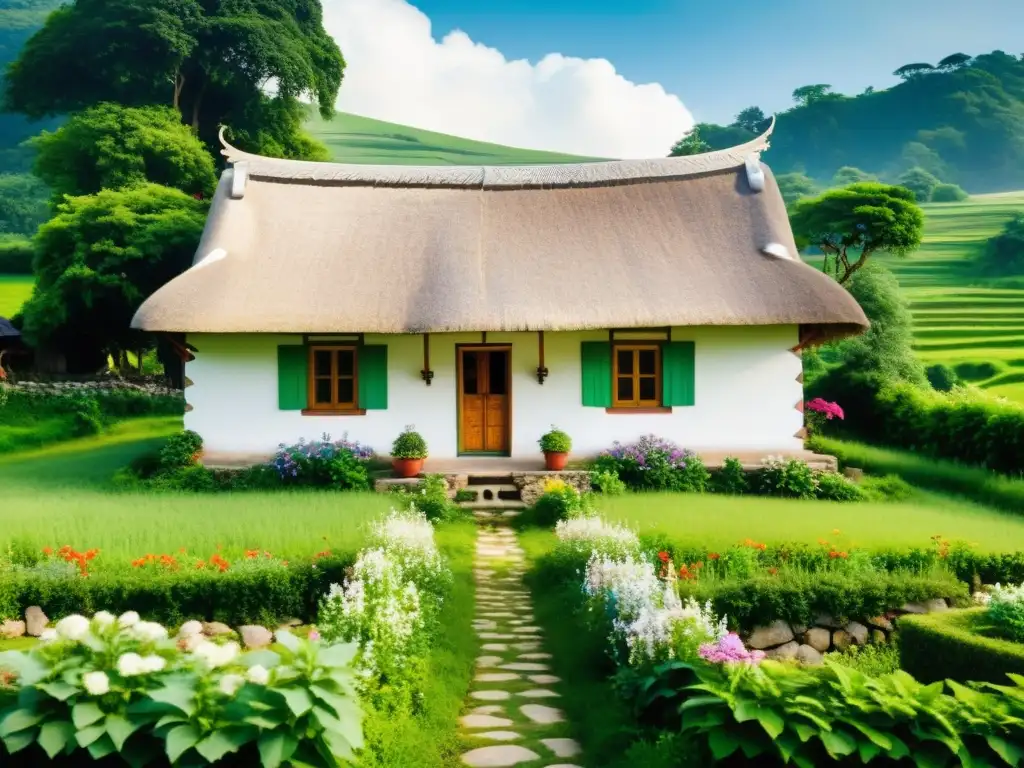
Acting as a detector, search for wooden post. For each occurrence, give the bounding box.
[420,333,434,385]
[536,330,549,384]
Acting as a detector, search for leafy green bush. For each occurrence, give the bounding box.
[590,469,627,495]
[394,474,464,523]
[756,457,817,498]
[814,471,866,501]
[530,481,591,526]
[978,214,1024,276]
[678,657,1024,766]
[0,239,33,274]
[930,182,969,201]
[159,430,203,470]
[0,615,362,767]
[592,436,699,492]
[269,436,373,490]
[859,474,914,502]
[0,554,356,627]
[955,361,1000,381]
[391,425,427,459]
[899,608,1024,684]
[711,457,748,495]
[896,166,941,202]
[989,583,1024,642]
[538,425,572,454]
[926,363,959,391]
[824,642,901,676]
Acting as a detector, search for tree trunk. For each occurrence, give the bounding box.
[191,81,207,133]
[839,249,871,284]
[173,72,185,112]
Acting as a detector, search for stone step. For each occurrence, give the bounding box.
[459,483,524,509]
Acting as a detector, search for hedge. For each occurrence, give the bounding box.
[0,239,32,274]
[899,608,1024,684]
[0,555,356,627]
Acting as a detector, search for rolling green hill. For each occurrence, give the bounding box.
[305,111,599,165]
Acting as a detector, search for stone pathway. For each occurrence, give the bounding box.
[459,524,584,768]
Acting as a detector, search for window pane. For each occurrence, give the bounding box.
[639,376,657,402]
[617,349,634,375]
[337,350,354,376]
[617,377,634,402]
[463,352,478,395]
[639,349,657,375]
[314,378,332,404]
[314,350,332,376]
[488,352,508,395]
[338,378,355,405]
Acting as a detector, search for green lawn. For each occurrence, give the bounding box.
[595,491,1024,553]
[0,273,32,316]
[807,191,1024,403]
[306,110,602,166]
[0,420,392,569]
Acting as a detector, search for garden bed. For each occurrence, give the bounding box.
[900,608,1024,684]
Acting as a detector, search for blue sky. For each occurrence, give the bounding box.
[409,0,1024,124]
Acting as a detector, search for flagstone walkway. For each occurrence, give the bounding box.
[459,524,584,768]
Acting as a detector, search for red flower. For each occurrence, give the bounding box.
[768,567,779,576]
[657,551,670,563]
[42,547,52,556]
[708,552,720,561]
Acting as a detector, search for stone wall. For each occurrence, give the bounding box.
[5,376,181,397]
[511,471,592,506]
[744,598,953,665]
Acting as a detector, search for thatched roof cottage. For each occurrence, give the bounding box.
[133,122,867,465]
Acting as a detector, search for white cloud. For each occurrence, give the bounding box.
[321,0,694,159]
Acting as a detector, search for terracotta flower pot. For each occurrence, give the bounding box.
[543,451,569,471]
[392,458,424,478]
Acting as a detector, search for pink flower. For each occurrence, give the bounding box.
[806,398,845,420]
[308,629,321,642]
[699,633,765,665]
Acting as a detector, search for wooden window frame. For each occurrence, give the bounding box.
[611,343,663,409]
[303,345,365,415]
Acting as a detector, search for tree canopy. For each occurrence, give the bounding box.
[669,126,710,157]
[32,103,217,201]
[978,214,1024,277]
[3,0,345,158]
[0,172,48,235]
[896,167,942,202]
[789,182,925,284]
[831,166,876,186]
[21,184,207,369]
[775,172,817,209]
[937,53,972,71]
[732,106,766,133]
[893,62,935,80]
[792,84,833,106]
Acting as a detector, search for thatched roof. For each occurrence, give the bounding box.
[132,121,868,341]
[0,317,21,338]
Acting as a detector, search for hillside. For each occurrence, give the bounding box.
[305,112,599,166]
[703,51,1024,193]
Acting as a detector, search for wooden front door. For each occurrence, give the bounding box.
[458,347,511,454]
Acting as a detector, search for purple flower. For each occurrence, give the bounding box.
[699,633,765,665]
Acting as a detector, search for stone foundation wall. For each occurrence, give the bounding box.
[744,598,953,665]
[6,376,180,397]
[511,472,591,506]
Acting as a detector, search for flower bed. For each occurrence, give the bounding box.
[0,613,362,766]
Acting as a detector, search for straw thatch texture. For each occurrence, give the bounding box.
[132,145,868,340]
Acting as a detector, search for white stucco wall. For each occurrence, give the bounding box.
[184,326,803,460]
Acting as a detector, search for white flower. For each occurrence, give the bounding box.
[56,614,91,642]
[92,611,116,628]
[39,628,57,643]
[219,674,245,696]
[131,621,169,643]
[140,655,167,674]
[245,665,270,685]
[82,671,110,696]
[178,620,203,637]
[117,611,140,628]
[182,633,206,652]
[117,653,145,677]
[193,640,240,669]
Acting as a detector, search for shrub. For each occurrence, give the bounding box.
[814,471,866,502]
[756,457,817,498]
[896,166,941,202]
[391,425,427,459]
[978,214,1024,277]
[926,363,959,391]
[955,361,999,381]
[805,397,845,436]
[678,657,1024,766]
[989,582,1024,642]
[930,182,969,201]
[899,608,1024,684]
[0,614,362,767]
[270,434,373,490]
[394,474,463,523]
[590,469,627,495]
[711,457,748,495]
[70,397,103,436]
[538,425,572,454]
[824,642,901,676]
[530,480,591,526]
[592,435,698,492]
[859,473,914,502]
[159,429,203,470]
[0,239,33,274]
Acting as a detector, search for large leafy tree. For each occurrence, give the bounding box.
[669,126,710,157]
[732,106,766,134]
[775,172,817,209]
[790,182,925,284]
[3,0,345,158]
[896,167,942,202]
[0,172,48,235]
[792,84,833,106]
[21,184,207,371]
[32,103,217,201]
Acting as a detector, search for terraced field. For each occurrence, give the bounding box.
[0,274,31,317]
[884,192,1024,402]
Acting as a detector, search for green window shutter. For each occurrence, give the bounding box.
[358,345,388,410]
[277,345,307,410]
[663,341,696,406]
[581,341,612,407]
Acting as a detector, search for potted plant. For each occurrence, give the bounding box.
[538,426,572,471]
[391,425,428,478]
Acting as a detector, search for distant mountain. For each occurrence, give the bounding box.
[700,51,1024,193]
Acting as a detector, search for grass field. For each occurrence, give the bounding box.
[594,491,1024,553]
[0,419,392,569]
[306,110,599,166]
[0,273,31,316]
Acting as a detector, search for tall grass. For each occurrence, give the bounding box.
[815,436,1024,516]
[593,491,1024,553]
[0,273,32,316]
